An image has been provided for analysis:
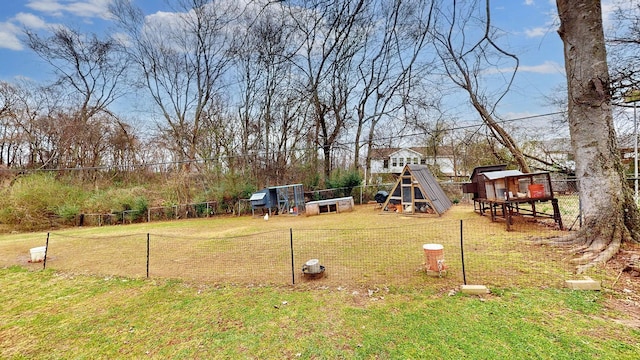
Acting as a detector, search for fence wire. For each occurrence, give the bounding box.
[20,218,600,290]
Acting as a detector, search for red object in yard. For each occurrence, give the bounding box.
[423,244,446,272]
[528,184,545,198]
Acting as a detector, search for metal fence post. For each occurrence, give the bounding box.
[460,220,466,285]
[43,232,50,270]
[146,233,150,279]
[290,228,295,285]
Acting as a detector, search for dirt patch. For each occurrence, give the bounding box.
[601,242,640,328]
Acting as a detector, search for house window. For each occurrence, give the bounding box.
[392,157,397,167]
[399,158,404,166]
[383,159,389,169]
[413,157,418,164]
[407,158,412,165]
[420,158,426,165]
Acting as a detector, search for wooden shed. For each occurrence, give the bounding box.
[463,165,563,230]
[462,164,507,200]
[380,164,452,215]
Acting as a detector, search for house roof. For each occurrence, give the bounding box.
[388,148,424,157]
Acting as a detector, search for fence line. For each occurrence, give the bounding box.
[26,219,598,290]
[68,179,583,230]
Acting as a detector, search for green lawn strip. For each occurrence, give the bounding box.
[1,268,638,359]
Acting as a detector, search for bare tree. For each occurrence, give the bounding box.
[555,0,640,272]
[25,27,127,124]
[232,5,306,186]
[429,0,530,172]
[110,0,235,173]
[0,82,20,166]
[607,1,640,100]
[1,80,64,169]
[286,0,368,182]
[25,27,129,177]
[353,0,436,180]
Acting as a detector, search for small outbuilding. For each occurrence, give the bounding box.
[380,164,453,215]
[250,184,305,216]
[463,165,563,230]
[305,196,355,216]
[462,164,508,200]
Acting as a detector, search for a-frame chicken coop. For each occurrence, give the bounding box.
[380,164,453,215]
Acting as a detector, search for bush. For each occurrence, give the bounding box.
[216,173,256,214]
[0,173,87,230]
[326,169,363,198]
[57,204,81,222]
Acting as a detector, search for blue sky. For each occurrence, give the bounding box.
[0,0,619,124]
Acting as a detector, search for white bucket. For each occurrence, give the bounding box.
[30,246,47,262]
[304,259,321,274]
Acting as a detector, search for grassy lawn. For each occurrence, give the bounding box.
[1,267,639,359]
[1,204,639,358]
[0,204,583,288]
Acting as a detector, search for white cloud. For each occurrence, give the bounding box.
[14,12,48,29]
[0,22,23,50]
[524,26,548,38]
[25,0,65,16]
[66,0,113,20]
[484,61,564,76]
[112,31,131,47]
[26,0,112,20]
[524,0,535,5]
[519,61,564,74]
[600,0,636,32]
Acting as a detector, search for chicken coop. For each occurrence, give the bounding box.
[380,164,452,216]
[249,184,305,216]
[463,166,563,230]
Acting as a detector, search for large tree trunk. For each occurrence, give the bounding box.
[556,0,640,273]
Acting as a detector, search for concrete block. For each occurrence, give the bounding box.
[565,277,601,291]
[460,284,490,295]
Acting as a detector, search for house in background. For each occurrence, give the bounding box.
[369,147,465,181]
[526,138,575,173]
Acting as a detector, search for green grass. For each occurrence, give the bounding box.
[0,204,588,289]
[1,204,638,358]
[1,266,638,359]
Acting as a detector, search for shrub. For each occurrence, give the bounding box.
[216,173,256,214]
[326,169,363,198]
[0,173,87,230]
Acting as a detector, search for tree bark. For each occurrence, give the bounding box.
[556,0,640,273]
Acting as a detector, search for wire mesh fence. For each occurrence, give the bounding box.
[22,217,602,290]
[49,180,584,231]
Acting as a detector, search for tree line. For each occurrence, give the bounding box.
[1,0,576,193]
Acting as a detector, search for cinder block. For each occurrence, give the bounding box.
[565,277,601,291]
[460,284,490,295]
